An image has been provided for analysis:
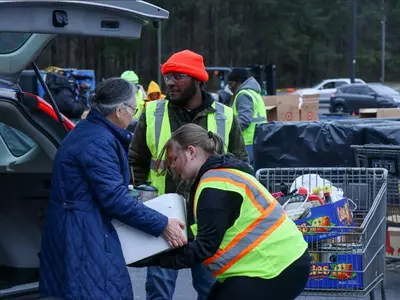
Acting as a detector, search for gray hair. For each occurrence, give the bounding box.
[90,77,137,116]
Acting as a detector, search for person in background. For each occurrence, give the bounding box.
[39,77,187,300]
[43,67,89,120]
[227,68,267,165]
[121,70,146,119]
[145,80,166,107]
[133,123,310,300]
[129,49,249,300]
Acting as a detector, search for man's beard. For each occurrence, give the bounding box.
[168,80,197,107]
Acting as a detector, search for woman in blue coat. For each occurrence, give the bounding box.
[39,78,187,300]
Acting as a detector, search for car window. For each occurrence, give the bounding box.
[322,82,335,89]
[335,81,347,88]
[348,86,369,95]
[340,86,353,94]
[0,33,32,54]
[339,86,351,93]
[358,86,370,95]
[0,122,36,157]
[371,85,400,95]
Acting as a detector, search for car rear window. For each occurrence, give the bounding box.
[0,122,36,157]
[339,86,350,93]
[0,33,32,54]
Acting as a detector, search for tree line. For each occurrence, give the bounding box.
[35,0,400,90]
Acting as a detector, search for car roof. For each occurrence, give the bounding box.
[338,83,367,89]
[322,78,363,82]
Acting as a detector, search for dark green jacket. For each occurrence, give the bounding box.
[128,92,249,200]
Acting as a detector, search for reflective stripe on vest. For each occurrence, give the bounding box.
[194,169,285,276]
[233,89,267,145]
[192,168,307,280]
[146,100,233,195]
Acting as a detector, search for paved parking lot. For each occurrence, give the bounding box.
[129,260,400,300]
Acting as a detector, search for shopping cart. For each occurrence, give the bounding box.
[352,144,400,226]
[256,168,387,299]
[352,145,400,261]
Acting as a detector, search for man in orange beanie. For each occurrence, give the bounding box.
[129,50,249,300]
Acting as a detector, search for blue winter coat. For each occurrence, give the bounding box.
[39,110,168,300]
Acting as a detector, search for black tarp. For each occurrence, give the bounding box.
[254,118,400,169]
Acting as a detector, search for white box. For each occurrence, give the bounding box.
[112,193,187,264]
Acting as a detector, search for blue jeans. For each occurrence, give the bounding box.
[246,144,254,166]
[145,264,216,300]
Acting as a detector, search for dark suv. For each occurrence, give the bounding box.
[329,83,400,113]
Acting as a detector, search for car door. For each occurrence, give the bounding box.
[357,86,376,109]
[347,86,375,111]
[342,86,362,111]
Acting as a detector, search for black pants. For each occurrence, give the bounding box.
[207,250,311,300]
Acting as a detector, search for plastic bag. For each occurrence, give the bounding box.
[290,174,344,202]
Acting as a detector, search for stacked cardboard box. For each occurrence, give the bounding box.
[359,108,400,118]
[263,94,319,121]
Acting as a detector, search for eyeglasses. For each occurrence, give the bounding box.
[164,73,190,84]
[124,104,138,116]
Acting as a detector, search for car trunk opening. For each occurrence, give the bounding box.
[0,1,169,297]
[0,99,57,298]
[0,0,169,135]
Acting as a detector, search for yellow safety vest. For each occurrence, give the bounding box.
[134,90,145,119]
[145,99,234,195]
[191,168,307,282]
[233,89,267,146]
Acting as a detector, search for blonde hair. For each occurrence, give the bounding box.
[155,123,225,175]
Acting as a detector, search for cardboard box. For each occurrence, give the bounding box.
[263,95,300,121]
[295,198,354,243]
[359,108,400,118]
[300,94,320,121]
[387,226,400,257]
[112,193,187,264]
[307,253,363,289]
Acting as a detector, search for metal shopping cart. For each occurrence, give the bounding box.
[352,145,400,226]
[352,145,400,261]
[256,168,387,299]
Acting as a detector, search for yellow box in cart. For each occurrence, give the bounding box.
[295,198,354,243]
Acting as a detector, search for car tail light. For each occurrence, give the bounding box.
[24,92,74,131]
[330,94,335,99]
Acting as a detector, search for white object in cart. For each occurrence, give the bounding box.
[112,193,187,264]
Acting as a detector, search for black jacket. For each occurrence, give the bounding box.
[128,91,249,201]
[132,154,253,269]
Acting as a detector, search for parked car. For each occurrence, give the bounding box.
[329,83,400,113]
[0,0,168,298]
[294,78,366,98]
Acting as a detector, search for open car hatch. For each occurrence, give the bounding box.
[0,0,168,133]
[0,0,169,80]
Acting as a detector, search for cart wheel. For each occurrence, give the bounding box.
[369,289,375,300]
[380,280,386,300]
